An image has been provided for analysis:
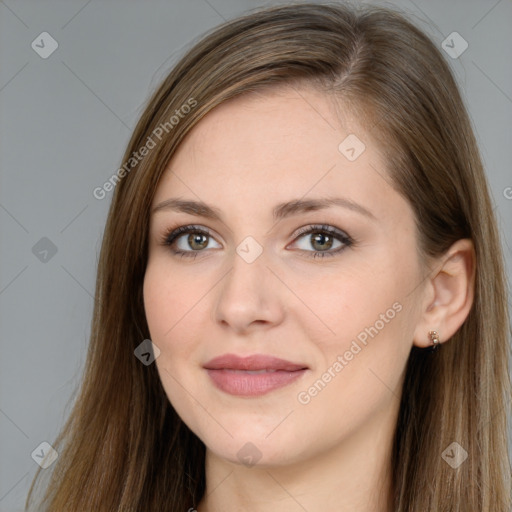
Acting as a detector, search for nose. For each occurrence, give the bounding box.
[212,247,285,335]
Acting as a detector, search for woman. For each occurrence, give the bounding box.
[26,2,511,511]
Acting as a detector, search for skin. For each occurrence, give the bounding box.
[143,85,475,512]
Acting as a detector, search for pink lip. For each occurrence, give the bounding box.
[203,354,308,397]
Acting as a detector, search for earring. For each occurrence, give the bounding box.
[428,330,440,351]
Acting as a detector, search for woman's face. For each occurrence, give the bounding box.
[144,86,427,468]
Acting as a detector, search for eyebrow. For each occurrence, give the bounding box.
[151,196,376,222]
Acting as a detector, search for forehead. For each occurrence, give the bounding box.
[175,85,361,171]
[152,85,403,224]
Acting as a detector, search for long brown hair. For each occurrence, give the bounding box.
[27,2,511,510]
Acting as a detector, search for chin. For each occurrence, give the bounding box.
[204,436,303,469]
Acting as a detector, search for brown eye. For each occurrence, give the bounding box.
[187,232,209,251]
[289,224,352,258]
[309,232,335,251]
[162,225,221,258]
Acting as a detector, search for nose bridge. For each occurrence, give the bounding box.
[220,241,268,306]
[212,239,282,330]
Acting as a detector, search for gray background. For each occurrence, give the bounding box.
[1,0,511,510]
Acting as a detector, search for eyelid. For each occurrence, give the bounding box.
[289,224,353,245]
[160,224,219,246]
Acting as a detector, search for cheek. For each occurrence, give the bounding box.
[324,241,420,344]
[143,261,206,425]
[143,259,199,345]
[143,266,171,342]
[295,295,412,448]
[143,258,219,370]
[293,262,406,352]
[296,251,418,401]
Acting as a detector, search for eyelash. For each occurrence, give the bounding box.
[160,224,355,258]
[159,223,354,260]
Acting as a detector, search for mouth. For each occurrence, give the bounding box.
[203,354,309,396]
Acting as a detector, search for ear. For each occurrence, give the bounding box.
[413,239,476,348]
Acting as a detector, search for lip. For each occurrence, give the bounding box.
[203,354,308,397]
